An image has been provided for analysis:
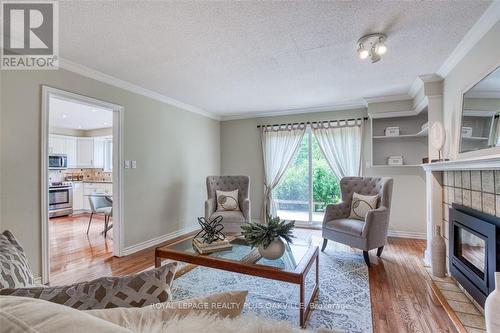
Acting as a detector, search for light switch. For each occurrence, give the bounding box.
[124,160,130,169]
[131,160,137,169]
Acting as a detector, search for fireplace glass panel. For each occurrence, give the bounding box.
[457,228,485,278]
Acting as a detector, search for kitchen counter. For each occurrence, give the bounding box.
[68,180,112,183]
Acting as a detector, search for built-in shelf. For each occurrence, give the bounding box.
[462,136,489,140]
[370,111,428,167]
[372,127,428,139]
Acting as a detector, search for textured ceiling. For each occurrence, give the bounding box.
[59,1,491,116]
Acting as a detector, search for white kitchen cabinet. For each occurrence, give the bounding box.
[103,138,113,171]
[76,138,94,167]
[93,137,105,168]
[65,137,77,168]
[72,182,84,212]
[49,135,66,154]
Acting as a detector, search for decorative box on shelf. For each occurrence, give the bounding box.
[461,127,473,138]
[384,127,400,136]
[387,155,404,166]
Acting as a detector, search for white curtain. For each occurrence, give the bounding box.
[312,119,364,179]
[261,125,306,219]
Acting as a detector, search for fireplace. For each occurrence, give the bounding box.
[449,204,500,306]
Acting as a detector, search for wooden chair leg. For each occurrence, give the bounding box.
[321,239,328,252]
[363,251,371,267]
[377,246,384,257]
[86,213,93,234]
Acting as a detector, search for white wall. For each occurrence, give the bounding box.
[0,69,220,277]
[220,109,427,236]
[443,21,500,159]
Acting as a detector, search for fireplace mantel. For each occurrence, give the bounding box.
[421,154,500,172]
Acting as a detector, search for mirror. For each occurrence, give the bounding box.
[459,66,500,153]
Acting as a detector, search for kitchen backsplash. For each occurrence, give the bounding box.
[49,168,112,183]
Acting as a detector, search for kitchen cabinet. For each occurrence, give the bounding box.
[76,138,94,168]
[93,137,105,169]
[65,137,77,168]
[48,135,66,154]
[72,182,84,212]
[104,138,113,171]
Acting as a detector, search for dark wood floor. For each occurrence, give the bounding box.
[49,217,457,333]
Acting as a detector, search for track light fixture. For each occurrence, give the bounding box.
[357,33,387,63]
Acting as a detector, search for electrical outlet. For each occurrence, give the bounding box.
[124,160,130,169]
[131,160,137,169]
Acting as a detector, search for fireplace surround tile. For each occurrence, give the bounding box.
[447,171,455,187]
[447,300,482,316]
[495,170,500,194]
[456,312,486,330]
[481,171,494,194]
[443,186,450,204]
[482,193,495,216]
[471,191,482,211]
[463,189,472,207]
[454,188,463,204]
[471,171,481,191]
[455,171,462,188]
[496,195,500,217]
[462,170,471,190]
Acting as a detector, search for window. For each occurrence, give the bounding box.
[274,128,340,225]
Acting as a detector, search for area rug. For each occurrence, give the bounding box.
[171,237,372,333]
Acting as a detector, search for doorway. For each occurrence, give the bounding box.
[41,86,124,284]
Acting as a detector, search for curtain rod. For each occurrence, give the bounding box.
[256,117,368,128]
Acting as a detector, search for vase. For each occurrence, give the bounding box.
[431,225,446,278]
[258,238,285,260]
[485,272,500,333]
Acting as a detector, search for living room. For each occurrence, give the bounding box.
[1,1,499,333]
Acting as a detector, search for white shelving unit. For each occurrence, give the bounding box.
[370,110,429,167]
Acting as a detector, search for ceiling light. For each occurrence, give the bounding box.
[357,33,387,63]
[357,45,369,60]
[375,40,387,55]
[62,114,67,119]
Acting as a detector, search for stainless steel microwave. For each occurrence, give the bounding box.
[49,154,68,169]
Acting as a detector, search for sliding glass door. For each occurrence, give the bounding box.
[274,128,340,225]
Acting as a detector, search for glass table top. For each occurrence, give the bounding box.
[167,236,313,271]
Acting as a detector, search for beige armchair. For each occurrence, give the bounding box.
[321,177,393,266]
[205,176,250,233]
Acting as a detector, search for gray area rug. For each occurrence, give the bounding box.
[171,236,372,333]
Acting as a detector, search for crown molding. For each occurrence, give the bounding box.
[58,58,220,121]
[437,1,500,78]
[219,100,367,121]
[363,93,412,104]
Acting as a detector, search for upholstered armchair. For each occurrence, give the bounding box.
[205,176,251,233]
[321,177,393,266]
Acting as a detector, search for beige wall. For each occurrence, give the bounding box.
[443,21,500,159]
[220,109,427,235]
[0,69,220,277]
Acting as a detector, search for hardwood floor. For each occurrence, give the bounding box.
[49,220,457,332]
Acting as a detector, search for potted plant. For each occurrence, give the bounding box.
[240,215,295,260]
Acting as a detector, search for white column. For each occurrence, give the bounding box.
[424,170,443,265]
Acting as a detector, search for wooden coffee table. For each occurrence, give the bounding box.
[155,236,319,327]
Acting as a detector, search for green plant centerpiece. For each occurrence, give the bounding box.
[240,215,295,260]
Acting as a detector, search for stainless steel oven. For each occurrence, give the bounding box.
[49,154,68,169]
[49,183,73,217]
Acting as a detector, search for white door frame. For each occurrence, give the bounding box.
[41,86,124,284]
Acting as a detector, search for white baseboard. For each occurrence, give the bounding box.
[122,226,199,256]
[388,230,426,240]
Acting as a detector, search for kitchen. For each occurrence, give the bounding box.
[47,95,115,277]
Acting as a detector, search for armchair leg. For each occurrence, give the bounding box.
[377,246,384,257]
[363,251,371,267]
[321,239,328,252]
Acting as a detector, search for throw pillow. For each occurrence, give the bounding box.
[216,190,239,211]
[0,296,133,333]
[0,230,35,289]
[86,290,248,328]
[0,262,177,310]
[349,193,379,220]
